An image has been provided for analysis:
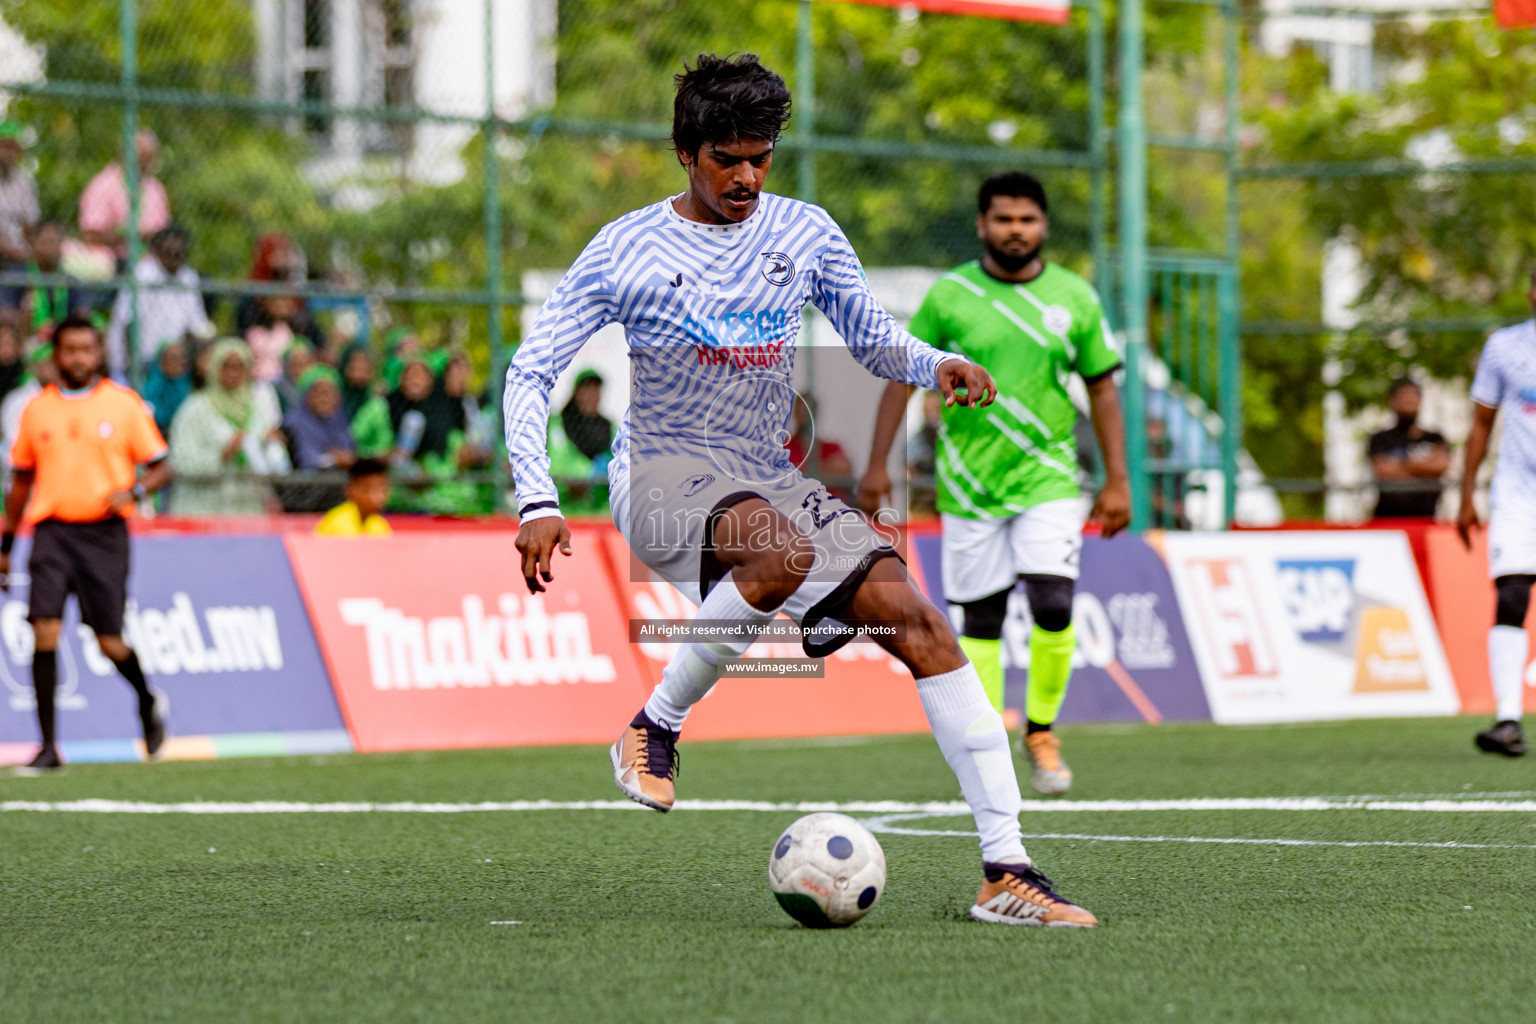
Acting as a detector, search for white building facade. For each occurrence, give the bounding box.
[251,0,556,189]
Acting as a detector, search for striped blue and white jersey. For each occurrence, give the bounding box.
[503,192,957,512]
[1471,318,1536,509]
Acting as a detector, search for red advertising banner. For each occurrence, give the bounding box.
[1425,526,1536,715]
[600,531,931,741]
[1496,0,1536,30]
[284,531,652,752]
[832,0,1071,26]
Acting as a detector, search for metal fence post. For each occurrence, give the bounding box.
[484,0,508,510]
[1088,0,1108,299]
[120,0,142,389]
[1118,0,1150,528]
[1219,0,1242,527]
[795,0,818,408]
[795,0,816,205]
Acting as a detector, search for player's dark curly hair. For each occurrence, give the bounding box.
[978,171,1049,215]
[672,53,792,157]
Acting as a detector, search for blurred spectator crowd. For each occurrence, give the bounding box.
[0,119,619,518]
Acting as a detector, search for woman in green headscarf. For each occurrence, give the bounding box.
[338,341,377,423]
[379,326,421,391]
[167,337,285,514]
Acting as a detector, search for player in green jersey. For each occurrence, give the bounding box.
[859,172,1130,795]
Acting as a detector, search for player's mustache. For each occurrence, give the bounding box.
[723,189,758,200]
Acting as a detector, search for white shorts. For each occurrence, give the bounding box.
[940,498,1087,604]
[1488,505,1536,579]
[611,454,899,654]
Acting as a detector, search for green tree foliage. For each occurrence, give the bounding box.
[1258,17,1536,404]
[1232,44,1336,496]
[2,0,329,280]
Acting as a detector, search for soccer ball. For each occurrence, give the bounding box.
[768,812,886,928]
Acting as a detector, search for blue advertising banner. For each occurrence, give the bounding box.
[0,535,348,761]
[912,532,1210,724]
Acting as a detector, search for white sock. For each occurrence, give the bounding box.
[1490,626,1528,723]
[642,644,722,731]
[915,661,1029,866]
[641,577,779,731]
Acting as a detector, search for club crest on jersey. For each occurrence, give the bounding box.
[98,420,115,439]
[1043,305,1073,335]
[761,251,795,287]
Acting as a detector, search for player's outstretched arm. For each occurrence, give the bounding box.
[502,232,618,529]
[1086,375,1131,538]
[812,218,957,391]
[1458,402,1497,550]
[935,359,995,410]
[857,381,918,516]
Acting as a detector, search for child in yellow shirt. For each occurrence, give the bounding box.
[316,458,392,536]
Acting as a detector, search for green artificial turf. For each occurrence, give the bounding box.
[3,717,1536,1023]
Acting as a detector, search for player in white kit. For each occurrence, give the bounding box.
[1458,267,1536,756]
[504,54,1097,926]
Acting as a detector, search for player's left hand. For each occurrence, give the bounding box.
[106,490,135,514]
[936,359,996,409]
[0,551,9,592]
[1091,477,1132,539]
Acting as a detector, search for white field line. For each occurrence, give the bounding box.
[856,811,1536,850]
[877,826,1536,852]
[7,796,1536,814]
[1330,791,1536,801]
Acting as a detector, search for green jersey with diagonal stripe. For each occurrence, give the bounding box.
[908,261,1120,519]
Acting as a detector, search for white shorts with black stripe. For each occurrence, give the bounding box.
[939,498,1087,605]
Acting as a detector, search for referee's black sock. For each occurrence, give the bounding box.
[32,650,58,750]
[112,650,154,711]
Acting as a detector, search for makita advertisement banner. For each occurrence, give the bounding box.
[284,531,652,752]
[1161,531,1458,724]
[910,531,1210,725]
[0,535,347,761]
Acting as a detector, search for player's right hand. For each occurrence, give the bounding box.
[936,359,996,410]
[0,551,9,592]
[1457,502,1480,551]
[856,465,892,517]
[516,515,572,593]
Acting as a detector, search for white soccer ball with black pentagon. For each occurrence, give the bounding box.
[768,812,885,928]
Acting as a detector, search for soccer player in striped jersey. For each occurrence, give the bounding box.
[859,172,1130,795]
[505,54,1097,926]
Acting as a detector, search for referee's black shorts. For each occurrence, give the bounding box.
[27,517,131,636]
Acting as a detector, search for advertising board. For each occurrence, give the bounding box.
[285,531,651,752]
[910,530,1210,724]
[1161,531,1459,724]
[1423,526,1536,716]
[0,535,347,764]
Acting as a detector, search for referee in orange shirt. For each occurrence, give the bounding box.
[1,315,174,771]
